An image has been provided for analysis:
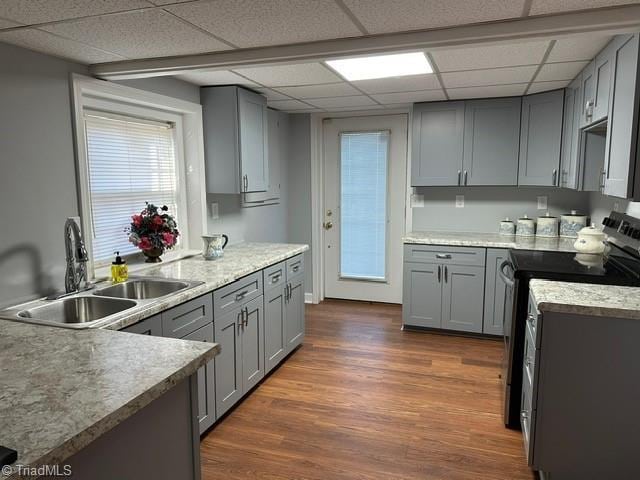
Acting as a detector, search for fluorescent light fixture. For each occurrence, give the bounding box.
[326,52,432,81]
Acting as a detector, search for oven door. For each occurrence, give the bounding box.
[498,260,516,421]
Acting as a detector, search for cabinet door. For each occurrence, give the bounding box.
[518,90,564,187]
[579,61,595,128]
[402,262,442,328]
[264,285,286,374]
[604,34,639,199]
[121,314,162,336]
[284,276,305,355]
[483,249,508,336]
[214,306,243,418]
[463,98,521,186]
[560,77,583,190]
[238,88,268,193]
[411,101,464,186]
[593,42,614,123]
[441,264,485,333]
[241,295,265,392]
[182,323,216,433]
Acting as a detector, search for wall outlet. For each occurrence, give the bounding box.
[537,196,548,210]
[455,195,464,208]
[209,202,219,220]
[410,194,424,208]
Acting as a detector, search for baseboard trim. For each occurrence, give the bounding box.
[305,292,313,304]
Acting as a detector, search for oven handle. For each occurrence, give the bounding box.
[498,260,515,288]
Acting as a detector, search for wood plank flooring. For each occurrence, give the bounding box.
[201,299,534,480]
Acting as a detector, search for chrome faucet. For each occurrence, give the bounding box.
[63,218,92,294]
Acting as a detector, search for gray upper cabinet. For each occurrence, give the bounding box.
[441,264,485,333]
[518,90,564,187]
[560,76,583,190]
[483,249,508,336]
[201,86,268,194]
[411,101,465,186]
[592,42,614,123]
[579,61,595,128]
[603,34,640,199]
[463,98,521,186]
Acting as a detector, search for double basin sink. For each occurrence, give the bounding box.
[0,277,203,329]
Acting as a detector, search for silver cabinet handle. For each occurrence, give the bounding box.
[599,169,607,192]
[552,169,557,186]
[292,265,299,272]
[237,310,244,332]
[242,174,248,192]
[464,170,468,186]
[435,253,452,259]
[444,266,448,283]
[457,170,461,186]
[243,307,249,327]
[437,265,441,283]
[235,290,248,301]
[521,410,529,420]
[271,274,281,284]
[585,100,594,118]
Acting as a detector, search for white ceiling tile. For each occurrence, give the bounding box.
[547,35,613,62]
[0,0,150,25]
[371,89,446,104]
[383,103,413,109]
[447,83,528,99]
[41,10,232,59]
[166,0,362,48]
[343,0,526,34]
[175,69,257,87]
[324,105,386,111]
[431,41,550,72]
[147,0,192,4]
[254,88,291,101]
[267,99,314,111]
[536,61,589,82]
[527,80,570,94]
[274,83,359,99]
[306,95,377,109]
[0,18,21,29]
[530,0,640,15]
[234,63,341,87]
[0,28,125,63]
[352,74,441,94]
[441,65,537,88]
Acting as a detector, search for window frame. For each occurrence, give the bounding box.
[71,74,207,279]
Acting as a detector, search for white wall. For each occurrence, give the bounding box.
[589,192,640,225]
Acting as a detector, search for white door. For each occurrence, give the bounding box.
[322,115,407,304]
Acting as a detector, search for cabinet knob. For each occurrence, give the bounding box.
[323,221,333,230]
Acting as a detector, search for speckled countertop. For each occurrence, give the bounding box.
[0,320,219,480]
[403,231,577,252]
[529,279,640,320]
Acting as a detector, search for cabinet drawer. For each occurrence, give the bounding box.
[523,325,537,404]
[121,314,162,336]
[520,371,536,465]
[403,244,486,267]
[263,261,286,292]
[286,254,304,279]
[162,294,213,339]
[214,271,263,317]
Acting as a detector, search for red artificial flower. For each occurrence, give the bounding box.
[131,214,143,227]
[162,232,175,246]
[138,237,152,251]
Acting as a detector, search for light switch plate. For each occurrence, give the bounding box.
[455,195,464,208]
[537,196,548,210]
[410,194,424,208]
[210,202,219,220]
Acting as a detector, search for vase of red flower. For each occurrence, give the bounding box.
[127,202,179,263]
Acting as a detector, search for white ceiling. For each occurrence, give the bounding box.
[0,0,634,111]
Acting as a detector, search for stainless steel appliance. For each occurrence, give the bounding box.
[499,211,640,428]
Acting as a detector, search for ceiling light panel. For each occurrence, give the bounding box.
[326,52,432,81]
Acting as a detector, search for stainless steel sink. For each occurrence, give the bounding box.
[93,278,193,300]
[17,296,137,326]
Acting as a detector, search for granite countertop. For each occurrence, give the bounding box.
[529,279,640,320]
[0,320,219,479]
[403,231,577,252]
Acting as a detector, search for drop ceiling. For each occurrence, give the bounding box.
[0,0,638,111]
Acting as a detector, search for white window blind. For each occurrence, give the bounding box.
[340,131,389,281]
[84,112,180,264]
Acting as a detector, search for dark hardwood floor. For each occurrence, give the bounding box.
[201,299,534,480]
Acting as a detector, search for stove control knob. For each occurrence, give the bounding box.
[603,217,613,227]
[633,229,640,239]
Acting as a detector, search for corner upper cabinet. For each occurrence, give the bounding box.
[411,101,465,186]
[518,90,564,187]
[560,76,583,190]
[201,86,268,194]
[463,97,521,186]
[603,34,640,199]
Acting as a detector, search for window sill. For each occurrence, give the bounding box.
[94,249,202,281]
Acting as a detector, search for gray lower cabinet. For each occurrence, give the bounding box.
[284,273,305,355]
[213,305,244,418]
[162,294,213,339]
[411,101,465,186]
[483,249,508,336]
[603,34,640,198]
[264,284,286,374]
[240,295,265,392]
[402,245,485,333]
[182,322,216,433]
[462,97,521,186]
[121,314,162,336]
[518,89,564,187]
